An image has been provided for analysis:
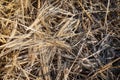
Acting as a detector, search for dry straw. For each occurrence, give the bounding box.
[0,0,120,80]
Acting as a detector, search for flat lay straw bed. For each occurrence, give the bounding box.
[0,0,120,80]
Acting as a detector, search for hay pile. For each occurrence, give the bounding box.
[0,0,120,80]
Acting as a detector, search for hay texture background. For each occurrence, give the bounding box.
[0,0,120,80]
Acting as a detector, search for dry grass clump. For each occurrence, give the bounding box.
[0,0,120,80]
